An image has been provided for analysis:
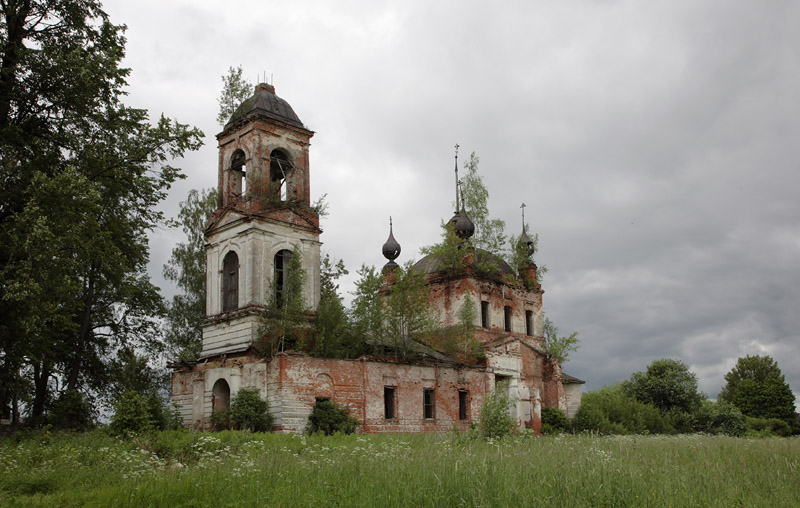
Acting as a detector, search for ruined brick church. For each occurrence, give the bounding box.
[171,83,583,433]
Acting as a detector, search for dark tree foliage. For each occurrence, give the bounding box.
[163,188,217,362]
[718,355,796,425]
[309,254,365,359]
[229,387,273,432]
[0,0,202,425]
[259,244,310,354]
[351,263,435,360]
[624,359,705,414]
[306,399,358,435]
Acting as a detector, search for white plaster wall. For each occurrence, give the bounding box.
[564,383,583,419]
[201,314,261,357]
[205,218,321,317]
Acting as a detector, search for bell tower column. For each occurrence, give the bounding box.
[200,83,322,359]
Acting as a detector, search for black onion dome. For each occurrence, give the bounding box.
[519,228,534,257]
[225,83,305,129]
[454,207,475,240]
[412,249,514,276]
[382,218,401,264]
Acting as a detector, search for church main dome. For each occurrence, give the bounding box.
[225,83,305,130]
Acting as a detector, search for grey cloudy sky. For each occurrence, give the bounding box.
[102,0,800,403]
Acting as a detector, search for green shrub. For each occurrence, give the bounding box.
[693,400,746,436]
[48,390,94,431]
[573,384,670,434]
[746,416,793,437]
[110,391,153,435]
[479,382,516,439]
[541,406,570,434]
[229,387,272,432]
[210,410,230,431]
[306,399,359,435]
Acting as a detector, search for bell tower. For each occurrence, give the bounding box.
[200,83,322,359]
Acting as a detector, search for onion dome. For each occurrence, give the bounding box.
[225,83,305,130]
[519,227,534,257]
[382,217,401,268]
[453,206,475,240]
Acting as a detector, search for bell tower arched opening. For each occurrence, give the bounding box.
[269,149,292,202]
[230,149,246,197]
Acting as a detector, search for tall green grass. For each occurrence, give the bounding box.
[1,430,798,507]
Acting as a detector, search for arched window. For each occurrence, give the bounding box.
[274,249,293,308]
[269,149,292,201]
[212,379,230,413]
[222,251,239,312]
[230,149,246,196]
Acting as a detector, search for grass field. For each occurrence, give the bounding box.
[1,430,798,507]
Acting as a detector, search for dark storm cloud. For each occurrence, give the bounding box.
[104,0,800,402]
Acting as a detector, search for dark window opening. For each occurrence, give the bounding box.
[230,149,246,196]
[269,149,292,201]
[423,388,436,420]
[525,310,533,336]
[504,305,512,332]
[481,301,489,329]
[458,390,469,421]
[315,397,330,404]
[384,386,397,419]
[222,251,239,312]
[212,379,230,414]
[274,249,293,308]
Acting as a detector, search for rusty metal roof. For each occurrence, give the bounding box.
[225,83,305,130]
[412,248,515,276]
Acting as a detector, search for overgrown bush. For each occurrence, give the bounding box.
[693,400,746,436]
[110,391,180,435]
[541,406,570,434]
[229,387,273,431]
[746,416,793,437]
[479,382,516,439]
[306,399,358,435]
[573,384,670,434]
[110,391,154,435]
[48,390,94,431]
[209,410,230,431]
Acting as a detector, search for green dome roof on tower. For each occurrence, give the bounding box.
[225,83,305,130]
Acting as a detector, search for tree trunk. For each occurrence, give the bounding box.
[31,361,50,422]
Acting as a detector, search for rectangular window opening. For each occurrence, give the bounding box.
[423,388,436,420]
[504,305,512,332]
[481,301,489,329]
[384,386,396,420]
[525,310,533,336]
[458,390,469,421]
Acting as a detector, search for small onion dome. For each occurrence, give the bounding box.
[382,217,401,267]
[454,206,475,240]
[519,228,534,257]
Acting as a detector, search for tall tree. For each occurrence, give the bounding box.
[352,263,435,360]
[542,315,579,364]
[718,355,796,424]
[216,65,252,126]
[624,359,705,414]
[459,152,507,258]
[421,152,511,277]
[259,244,309,354]
[309,254,364,359]
[163,188,217,362]
[0,0,202,424]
